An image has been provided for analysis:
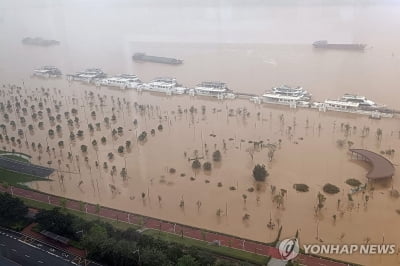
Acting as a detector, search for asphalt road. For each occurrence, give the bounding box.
[0,228,92,266]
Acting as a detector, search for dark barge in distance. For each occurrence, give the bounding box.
[313,40,366,51]
[132,53,183,65]
[22,37,60,47]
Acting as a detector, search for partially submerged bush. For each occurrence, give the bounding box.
[169,168,176,174]
[345,178,362,187]
[293,183,309,192]
[323,183,340,194]
[203,162,212,171]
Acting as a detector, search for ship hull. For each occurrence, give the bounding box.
[132,53,182,65]
[313,43,366,50]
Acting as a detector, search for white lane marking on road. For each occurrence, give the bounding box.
[0,243,5,246]
[11,248,16,252]
[38,261,44,264]
[25,254,30,258]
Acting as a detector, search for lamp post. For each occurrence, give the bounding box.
[132,249,141,265]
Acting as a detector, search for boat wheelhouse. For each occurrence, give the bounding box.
[66,68,107,83]
[190,81,235,99]
[97,74,141,89]
[137,77,186,95]
[261,85,311,107]
[271,85,311,99]
[33,66,62,78]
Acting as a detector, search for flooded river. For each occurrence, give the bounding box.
[1,1,400,265]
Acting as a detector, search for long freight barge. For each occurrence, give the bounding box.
[132,53,183,65]
[313,40,366,50]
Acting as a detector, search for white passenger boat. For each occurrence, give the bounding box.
[321,100,360,112]
[97,74,141,89]
[189,81,236,99]
[66,68,107,83]
[137,77,187,95]
[261,85,311,107]
[318,98,393,118]
[339,94,385,109]
[32,66,62,78]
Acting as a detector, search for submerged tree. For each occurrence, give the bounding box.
[120,168,127,180]
[125,140,131,149]
[273,194,284,208]
[117,146,124,153]
[192,159,201,169]
[317,192,326,211]
[252,164,268,182]
[80,145,88,153]
[203,161,212,171]
[376,128,383,140]
[212,150,222,162]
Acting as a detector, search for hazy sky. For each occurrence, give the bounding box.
[1,0,400,45]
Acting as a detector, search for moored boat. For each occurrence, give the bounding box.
[137,77,187,95]
[189,81,235,100]
[261,85,311,107]
[317,97,393,118]
[32,66,62,78]
[132,53,183,65]
[339,94,385,110]
[66,68,107,83]
[97,74,141,89]
[313,40,366,51]
[22,37,60,46]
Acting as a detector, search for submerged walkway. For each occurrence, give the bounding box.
[0,185,347,266]
[350,149,395,179]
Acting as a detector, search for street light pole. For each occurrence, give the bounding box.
[132,249,141,265]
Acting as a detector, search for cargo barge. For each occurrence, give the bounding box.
[22,37,60,47]
[132,53,183,65]
[313,40,366,50]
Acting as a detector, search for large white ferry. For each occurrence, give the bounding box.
[137,77,187,95]
[339,94,384,109]
[261,85,311,107]
[318,100,360,112]
[32,66,62,78]
[97,74,141,89]
[317,95,393,118]
[189,81,236,99]
[66,68,107,83]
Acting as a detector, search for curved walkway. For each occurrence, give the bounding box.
[0,185,347,266]
[350,149,395,179]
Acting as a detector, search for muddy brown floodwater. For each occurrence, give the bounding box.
[1,77,399,266]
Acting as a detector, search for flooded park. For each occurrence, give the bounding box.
[1,76,400,265]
